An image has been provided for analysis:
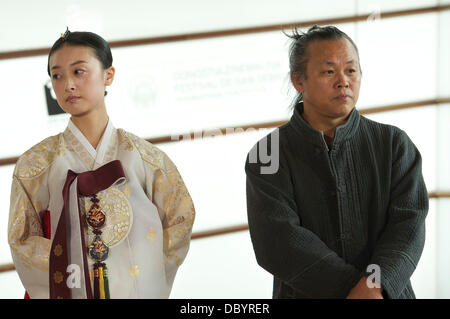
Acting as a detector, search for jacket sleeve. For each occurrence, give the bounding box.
[8,175,51,299]
[151,153,195,289]
[368,129,428,298]
[245,137,362,298]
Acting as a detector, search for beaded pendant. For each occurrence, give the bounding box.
[85,194,111,298]
[88,235,109,261]
[86,199,106,229]
[86,195,110,262]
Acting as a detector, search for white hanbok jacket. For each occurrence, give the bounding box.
[8,119,195,298]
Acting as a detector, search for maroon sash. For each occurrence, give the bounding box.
[49,160,126,299]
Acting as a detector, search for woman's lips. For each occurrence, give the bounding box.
[66,96,81,103]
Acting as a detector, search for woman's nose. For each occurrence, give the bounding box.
[64,78,75,91]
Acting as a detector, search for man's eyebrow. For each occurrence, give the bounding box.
[51,60,88,71]
[323,60,356,65]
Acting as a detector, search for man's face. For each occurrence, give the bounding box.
[293,38,361,121]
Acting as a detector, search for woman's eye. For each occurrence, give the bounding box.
[348,69,356,73]
[52,74,60,80]
[75,69,85,75]
[325,70,334,74]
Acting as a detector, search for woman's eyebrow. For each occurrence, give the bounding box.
[51,60,88,71]
[70,60,88,66]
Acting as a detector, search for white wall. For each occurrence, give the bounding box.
[0,0,448,299]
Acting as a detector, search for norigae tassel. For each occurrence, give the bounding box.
[93,263,100,299]
[98,265,105,299]
[103,263,110,299]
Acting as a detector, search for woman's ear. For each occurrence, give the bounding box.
[104,66,115,86]
[290,71,304,93]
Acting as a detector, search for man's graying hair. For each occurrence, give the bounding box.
[286,25,361,108]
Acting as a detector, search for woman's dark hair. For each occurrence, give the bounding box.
[47,29,113,96]
[285,25,361,108]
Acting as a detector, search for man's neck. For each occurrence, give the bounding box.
[301,104,352,144]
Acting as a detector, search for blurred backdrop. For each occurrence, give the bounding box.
[0,0,449,298]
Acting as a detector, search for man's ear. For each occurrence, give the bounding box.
[104,66,115,86]
[290,71,304,93]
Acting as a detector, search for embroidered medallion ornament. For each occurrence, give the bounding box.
[88,235,109,261]
[86,194,110,299]
[86,196,106,228]
[84,188,133,247]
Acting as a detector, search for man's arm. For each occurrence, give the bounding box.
[245,141,363,298]
[346,277,383,299]
[367,130,428,298]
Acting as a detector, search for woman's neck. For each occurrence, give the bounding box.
[70,106,109,150]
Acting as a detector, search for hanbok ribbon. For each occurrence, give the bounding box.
[49,160,126,299]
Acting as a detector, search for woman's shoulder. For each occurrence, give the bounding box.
[14,134,63,179]
[117,128,169,170]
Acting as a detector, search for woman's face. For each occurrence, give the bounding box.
[48,45,114,117]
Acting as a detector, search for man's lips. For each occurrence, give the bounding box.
[335,94,351,101]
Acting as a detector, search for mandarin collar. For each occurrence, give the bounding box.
[289,102,361,150]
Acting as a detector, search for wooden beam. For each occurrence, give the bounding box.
[1,189,450,274]
[1,98,449,167]
[1,5,449,60]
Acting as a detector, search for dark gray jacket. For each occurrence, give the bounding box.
[245,103,428,299]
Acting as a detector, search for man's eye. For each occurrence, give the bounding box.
[325,70,334,74]
[348,69,356,73]
[75,69,85,75]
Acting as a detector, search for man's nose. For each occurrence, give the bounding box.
[336,72,349,88]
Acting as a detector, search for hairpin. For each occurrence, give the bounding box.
[60,27,70,42]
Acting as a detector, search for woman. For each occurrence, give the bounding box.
[8,28,195,299]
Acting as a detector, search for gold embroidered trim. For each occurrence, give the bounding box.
[8,178,50,272]
[63,128,94,169]
[118,129,165,169]
[129,265,140,277]
[117,129,195,269]
[53,244,63,257]
[15,134,65,179]
[53,271,63,284]
[147,227,156,241]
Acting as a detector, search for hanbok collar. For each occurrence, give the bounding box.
[67,118,115,167]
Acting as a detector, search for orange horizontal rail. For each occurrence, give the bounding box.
[191,224,249,240]
[1,5,449,60]
[0,223,250,274]
[1,97,449,167]
[1,191,450,274]
[0,264,15,273]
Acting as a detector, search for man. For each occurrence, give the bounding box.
[245,25,428,299]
